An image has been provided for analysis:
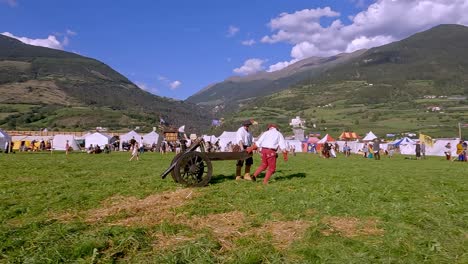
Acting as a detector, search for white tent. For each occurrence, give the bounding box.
[285,139,303,152]
[317,134,335,144]
[119,130,141,150]
[363,131,378,141]
[52,135,80,151]
[202,135,218,144]
[218,131,237,151]
[391,137,416,146]
[85,132,111,149]
[399,138,460,156]
[143,131,160,146]
[76,132,92,140]
[0,129,11,151]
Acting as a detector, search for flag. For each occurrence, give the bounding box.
[419,133,434,147]
[211,119,221,127]
[461,123,468,128]
[178,125,185,133]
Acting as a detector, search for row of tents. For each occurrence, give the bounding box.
[211,130,463,157]
[0,129,161,151]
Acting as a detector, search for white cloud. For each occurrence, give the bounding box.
[0,0,17,7]
[157,75,182,90]
[1,32,65,50]
[1,30,77,50]
[135,81,158,94]
[227,25,240,37]
[267,59,299,72]
[66,29,77,36]
[233,58,265,75]
[170,80,181,90]
[241,39,256,46]
[263,0,468,71]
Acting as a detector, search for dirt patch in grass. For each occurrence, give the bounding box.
[186,211,246,250]
[321,216,384,238]
[85,188,196,225]
[248,220,311,249]
[153,233,197,250]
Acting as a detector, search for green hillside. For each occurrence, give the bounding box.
[212,25,468,138]
[0,34,211,132]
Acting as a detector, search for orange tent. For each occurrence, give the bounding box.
[339,131,360,140]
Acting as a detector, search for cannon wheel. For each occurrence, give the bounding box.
[170,153,183,183]
[173,152,212,187]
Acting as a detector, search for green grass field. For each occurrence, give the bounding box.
[0,151,466,263]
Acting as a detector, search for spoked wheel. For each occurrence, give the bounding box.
[173,152,212,187]
[170,153,183,183]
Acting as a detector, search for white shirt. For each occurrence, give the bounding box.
[236,126,253,146]
[255,127,287,150]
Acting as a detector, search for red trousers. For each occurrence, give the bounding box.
[253,148,277,184]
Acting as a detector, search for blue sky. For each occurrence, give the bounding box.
[1,0,468,99]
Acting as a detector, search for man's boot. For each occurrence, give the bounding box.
[244,165,254,181]
[235,166,243,180]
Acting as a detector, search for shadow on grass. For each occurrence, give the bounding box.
[210,174,236,185]
[209,172,307,185]
[274,172,306,181]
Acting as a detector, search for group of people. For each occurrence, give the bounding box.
[234,120,288,185]
[3,140,52,153]
[445,141,468,161]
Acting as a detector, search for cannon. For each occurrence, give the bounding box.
[161,138,252,187]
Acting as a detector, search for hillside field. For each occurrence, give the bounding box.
[0,151,466,263]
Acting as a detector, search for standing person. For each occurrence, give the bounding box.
[444,142,452,160]
[456,140,464,161]
[65,140,70,156]
[129,141,139,161]
[415,142,421,160]
[421,142,426,159]
[235,120,254,180]
[247,124,288,185]
[4,140,9,154]
[462,141,467,162]
[373,139,381,160]
[139,136,145,154]
[363,143,368,158]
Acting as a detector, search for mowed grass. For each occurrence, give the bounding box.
[0,151,466,263]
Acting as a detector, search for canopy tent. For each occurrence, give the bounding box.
[52,135,80,151]
[119,130,141,150]
[317,134,336,144]
[307,136,320,144]
[0,129,11,151]
[85,132,111,149]
[339,131,360,140]
[391,137,416,147]
[285,139,303,152]
[76,132,92,140]
[399,138,460,156]
[143,131,161,146]
[202,135,218,144]
[363,131,378,141]
[218,131,237,151]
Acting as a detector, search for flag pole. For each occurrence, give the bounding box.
[459,122,462,140]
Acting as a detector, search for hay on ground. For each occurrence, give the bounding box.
[321,216,384,237]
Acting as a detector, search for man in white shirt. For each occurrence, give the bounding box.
[247,124,288,184]
[235,120,254,180]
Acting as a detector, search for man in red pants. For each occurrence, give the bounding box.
[247,124,288,184]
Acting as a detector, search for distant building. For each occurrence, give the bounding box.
[290,116,306,128]
[427,106,441,112]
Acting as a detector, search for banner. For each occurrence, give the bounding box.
[419,133,434,147]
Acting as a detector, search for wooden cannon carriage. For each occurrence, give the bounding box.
[161,138,252,187]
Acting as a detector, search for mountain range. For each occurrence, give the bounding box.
[0,34,210,132]
[1,24,467,136]
[188,24,468,116]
